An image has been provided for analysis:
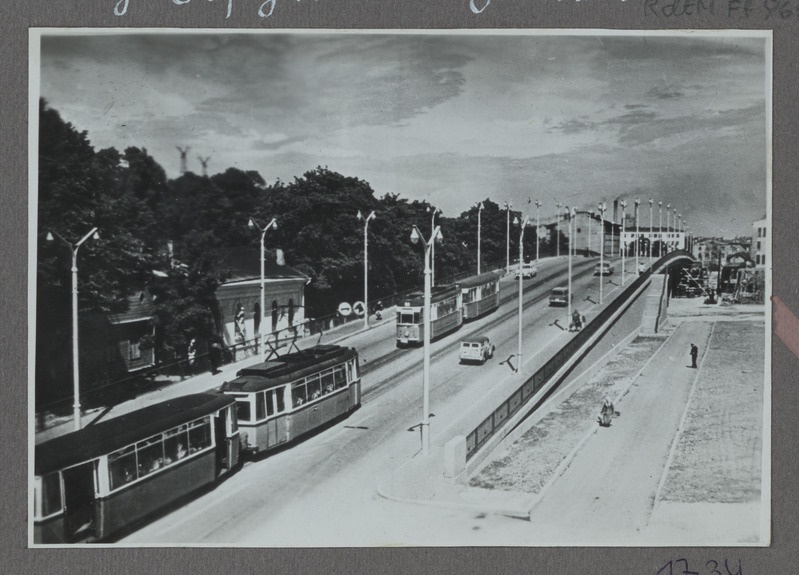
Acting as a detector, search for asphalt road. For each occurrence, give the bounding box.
[120,255,636,544]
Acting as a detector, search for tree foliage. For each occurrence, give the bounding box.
[36,100,553,406]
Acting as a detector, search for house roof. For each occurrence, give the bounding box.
[217,248,308,283]
[108,290,156,324]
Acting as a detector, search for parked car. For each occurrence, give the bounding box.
[593,262,615,276]
[515,262,538,280]
[638,262,647,275]
[549,286,571,306]
[459,336,495,365]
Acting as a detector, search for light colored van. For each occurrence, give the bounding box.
[549,287,571,306]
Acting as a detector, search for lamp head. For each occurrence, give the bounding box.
[248,218,256,229]
[357,210,362,220]
[46,231,54,242]
[410,227,421,245]
[513,216,520,226]
[435,228,444,243]
[92,231,100,241]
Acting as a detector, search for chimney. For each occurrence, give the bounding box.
[276,249,285,266]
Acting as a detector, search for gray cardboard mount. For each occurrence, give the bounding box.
[3,1,795,573]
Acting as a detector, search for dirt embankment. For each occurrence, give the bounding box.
[470,335,666,493]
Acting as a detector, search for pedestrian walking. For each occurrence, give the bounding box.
[187,338,197,374]
[689,343,698,368]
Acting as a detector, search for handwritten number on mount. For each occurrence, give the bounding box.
[656,559,742,575]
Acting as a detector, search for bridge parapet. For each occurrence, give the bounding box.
[457,250,694,472]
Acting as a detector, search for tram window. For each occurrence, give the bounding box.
[334,365,346,389]
[264,390,275,416]
[414,312,420,324]
[256,392,266,420]
[108,445,138,489]
[275,387,285,413]
[399,312,415,324]
[235,399,252,423]
[136,436,165,477]
[320,370,335,395]
[41,472,63,516]
[307,374,322,401]
[292,382,307,407]
[346,362,352,383]
[188,418,211,453]
[164,427,189,464]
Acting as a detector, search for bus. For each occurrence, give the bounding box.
[219,344,361,455]
[459,272,501,321]
[33,393,239,544]
[396,284,463,347]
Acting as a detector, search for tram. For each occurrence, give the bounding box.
[459,271,501,321]
[33,393,240,544]
[396,284,463,347]
[219,344,361,455]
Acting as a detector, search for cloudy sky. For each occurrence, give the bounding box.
[37,31,768,237]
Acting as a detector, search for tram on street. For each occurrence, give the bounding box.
[459,271,501,321]
[219,344,361,455]
[396,284,463,347]
[33,393,240,544]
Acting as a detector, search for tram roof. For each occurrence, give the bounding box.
[457,271,500,289]
[401,284,460,307]
[35,393,235,476]
[220,345,357,393]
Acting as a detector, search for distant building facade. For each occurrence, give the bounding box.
[215,248,309,349]
[751,215,768,278]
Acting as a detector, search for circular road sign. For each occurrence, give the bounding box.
[338,302,352,316]
[352,301,365,317]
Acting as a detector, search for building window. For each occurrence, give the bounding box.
[130,339,142,360]
[762,254,766,266]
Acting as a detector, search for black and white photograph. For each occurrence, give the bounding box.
[29,29,771,547]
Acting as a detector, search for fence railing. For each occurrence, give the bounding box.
[464,250,693,461]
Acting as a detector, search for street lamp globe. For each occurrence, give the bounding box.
[410,227,421,244]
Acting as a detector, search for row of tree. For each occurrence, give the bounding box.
[36,99,565,409]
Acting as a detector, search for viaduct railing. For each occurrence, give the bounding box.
[464,250,694,462]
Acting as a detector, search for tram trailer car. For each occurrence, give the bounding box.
[396,284,463,347]
[459,271,501,321]
[34,393,240,544]
[220,344,361,455]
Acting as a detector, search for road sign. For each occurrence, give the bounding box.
[338,302,352,316]
[352,301,365,317]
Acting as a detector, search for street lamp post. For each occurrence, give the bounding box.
[658,201,663,256]
[555,202,562,257]
[410,224,443,455]
[634,199,640,276]
[619,199,627,285]
[567,207,575,322]
[357,210,376,329]
[648,198,654,264]
[429,207,441,287]
[248,217,278,355]
[504,201,512,271]
[47,227,100,431]
[535,200,542,262]
[673,208,678,252]
[477,202,484,275]
[598,203,606,304]
[588,210,594,254]
[513,215,529,370]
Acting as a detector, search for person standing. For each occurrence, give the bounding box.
[690,343,698,368]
